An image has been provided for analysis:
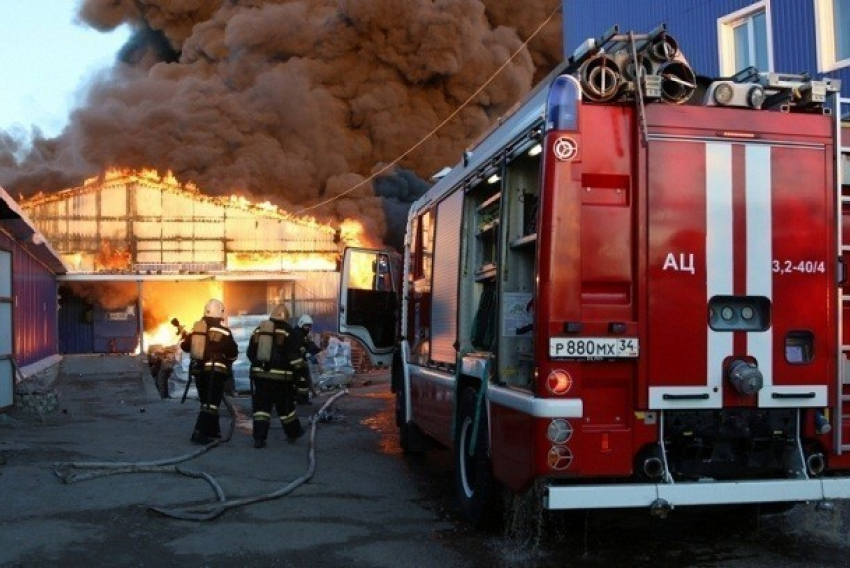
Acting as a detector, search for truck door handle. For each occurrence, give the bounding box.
[771,392,816,399]
[662,393,710,400]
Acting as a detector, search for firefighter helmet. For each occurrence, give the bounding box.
[298,314,313,327]
[204,299,225,318]
[270,304,289,321]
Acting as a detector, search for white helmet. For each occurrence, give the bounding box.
[204,299,225,318]
[298,314,313,327]
[270,304,289,321]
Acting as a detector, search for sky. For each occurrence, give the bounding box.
[0,1,130,138]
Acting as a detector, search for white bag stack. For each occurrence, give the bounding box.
[315,336,355,389]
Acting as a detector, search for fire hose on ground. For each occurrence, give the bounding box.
[52,389,349,521]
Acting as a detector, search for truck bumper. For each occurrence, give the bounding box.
[545,478,850,510]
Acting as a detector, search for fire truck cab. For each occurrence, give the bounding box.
[339,24,850,524]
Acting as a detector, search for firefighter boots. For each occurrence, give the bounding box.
[285,420,305,443]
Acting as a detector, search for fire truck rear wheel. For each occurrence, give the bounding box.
[455,387,502,528]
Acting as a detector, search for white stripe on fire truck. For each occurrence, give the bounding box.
[745,144,773,387]
[706,142,734,394]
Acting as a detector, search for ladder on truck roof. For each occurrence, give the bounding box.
[836,94,850,453]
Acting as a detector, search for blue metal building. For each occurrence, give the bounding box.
[563,0,850,101]
[0,187,66,410]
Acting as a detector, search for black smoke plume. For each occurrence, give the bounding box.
[0,0,562,247]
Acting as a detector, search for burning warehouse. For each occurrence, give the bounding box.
[18,168,359,377]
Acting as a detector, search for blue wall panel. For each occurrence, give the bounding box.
[57,289,94,354]
[564,0,849,100]
[93,304,138,353]
[0,229,59,367]
[57,289,139,354]
[564,0,754,76]
[772,1,815,76]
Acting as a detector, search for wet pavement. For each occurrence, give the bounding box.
[2,354,850,567]
[0,355,475,567]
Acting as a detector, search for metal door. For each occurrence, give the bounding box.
[1,250,13,409]
[646,137,832,409]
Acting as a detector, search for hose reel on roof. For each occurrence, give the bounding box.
[568,25,696,105]
[579,55,621,102]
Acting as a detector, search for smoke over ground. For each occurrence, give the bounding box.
[0,0,561,249]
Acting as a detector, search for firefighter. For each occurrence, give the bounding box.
[247,304,306,448]
[295,313,321,405]
[180,299,238,445]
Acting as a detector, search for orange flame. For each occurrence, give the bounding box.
[346,249,391,290]
[340,218,376,248]
[145,322,184,348]
[141,281,223,350]
[96,239,132,271]
[228,252,337,272]
[349,254,374,290]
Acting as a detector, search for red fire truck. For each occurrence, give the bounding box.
[338,25,850,524]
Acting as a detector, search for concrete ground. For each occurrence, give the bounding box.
[7,356,850,568]
[0,354,480,568]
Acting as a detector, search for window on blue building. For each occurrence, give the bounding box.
[733,11,768,71]
[815,0,850,70]
[719,3,772,75]
[836,0,850,60]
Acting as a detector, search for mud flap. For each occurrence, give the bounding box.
[468,359,490,457]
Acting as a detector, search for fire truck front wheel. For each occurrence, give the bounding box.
[455,387,502,528]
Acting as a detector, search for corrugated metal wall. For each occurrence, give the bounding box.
[565,0,756,76]
[772,1,818,78]
[57,289,94,353]
[564,0,849,100]
[57,292,139,354]
[22,180,340,272]
[0,229,59,368]
[218,274,340,334]
[278,272,341,334]
[1,249,11,408]
[93,304,139,353]
[293,273,340,333]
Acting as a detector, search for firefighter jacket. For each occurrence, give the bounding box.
[180,316,239,378]
[247,320,306,381]
[300,332,321,361]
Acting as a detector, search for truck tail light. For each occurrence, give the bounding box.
[546,370,573,395]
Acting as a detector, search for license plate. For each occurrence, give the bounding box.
[549,337,639,359]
